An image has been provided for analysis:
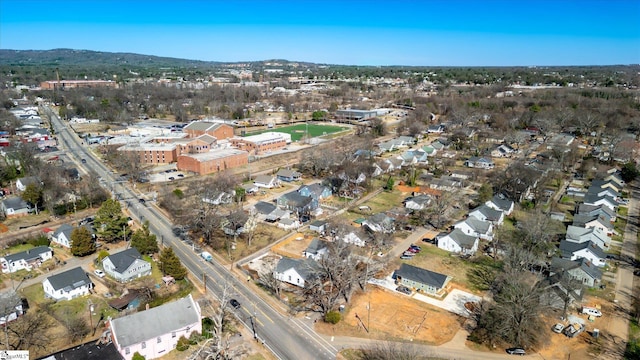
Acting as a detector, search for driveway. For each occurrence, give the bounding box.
[369,276,481,318]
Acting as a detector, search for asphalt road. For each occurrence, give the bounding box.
[44,106,338,360]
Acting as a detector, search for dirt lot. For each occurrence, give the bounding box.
[271,232,312,259]
[315,287,461,345]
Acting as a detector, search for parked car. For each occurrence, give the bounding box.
[400,255,413,260]
[81,158,87,164]
[506,347,525,355]
[422,238,437,244]
[563,323,585,338]
[229,299,241,309]
[395,286,412,295]
[582,307,602,317]
[552,323,565,333]
[138,198,146,204]
[410,244,422,250]
[406,247,419,253]
[93,269,106,278]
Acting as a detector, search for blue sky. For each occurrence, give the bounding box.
[1,0,639,66]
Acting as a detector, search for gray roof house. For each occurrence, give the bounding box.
[110,294,201,360]
[309,220,328,234]
[276,169,301,182]
[550,257,602,288]
[572,214,615,234]
[298,183,332,200]
[0,196,31,217]
[485,194,515,216]
[277,191,317,216]
[437,229,479,255]
[582,194,617,211]
[16,176,40,191]
[577,204,616,222]
[51,223,74,248]
[362,213,395,233]
[42,266,93,301]
[453,217,493,240]
[303,239,328,261]
[274,257,319,288]
[102,248,152,283]
[565,225,610,249]
[393,263,451,296]
[464,157,495,169]
[559,240,607,267]
[1,246,53,273]
[404,195,432,211]
[469,204,504,225]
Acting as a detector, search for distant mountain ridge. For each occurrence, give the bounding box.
[0,48,220,68]
[0,49,323,69]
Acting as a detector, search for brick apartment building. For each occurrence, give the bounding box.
[40,80,117,90]
[230,132,291,154]
[183,121,234,140]
[118,143,178,164]
[177,149,248,175]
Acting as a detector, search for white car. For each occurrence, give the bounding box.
[552,323,565,333]
[582,307,602,317]
[94,269,106,278]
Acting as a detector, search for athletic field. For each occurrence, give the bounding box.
[245,123,347,142]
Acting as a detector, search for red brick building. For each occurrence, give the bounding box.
[40,80,117,90]
[117,143,178,164]
[183,121,234,140]
[229,132,291,155]
[177,149,248,175]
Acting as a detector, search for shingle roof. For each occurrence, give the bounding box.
[489,194,514,212]
[1,196,29,210]
[53,223,73,238]
[393,263,449,289]
[550,257,602,281]
[45,266,91,292]
[559,240,607,259]
[254,201,276,215]
[4,246,51,263]
[110,294,200,348]
[471,204,503,221]
[577,203,616,218]
[275,257,318,281]
[444,229,478,249]
[460,217,491,234]
[104,248,145,274]
[572,214,613,230]
[304,239,327,255]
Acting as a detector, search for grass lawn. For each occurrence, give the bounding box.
[143,255,164,283]
[618,206,629,217]
[613,216,628,242]
[245,123,347,142]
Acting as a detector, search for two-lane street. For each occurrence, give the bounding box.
[44,106,338,360]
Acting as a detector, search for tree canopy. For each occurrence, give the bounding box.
[70,226,96,257]
[130,221,159,255]
[159,247,187,280]
[94,199,131,243]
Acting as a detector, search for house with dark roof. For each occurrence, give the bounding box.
[485,194,515,216]
[404,195,432,211]
[437,229,479,255]
[277,191,316,217]
[453,217,494,240]
[572,214,616,236]
[303,239,328,261]
[0,196,31,217]
[274,257,318,287]
[221,211,255,236]
[1,246,53,273]
[393,263,451,296]
[582,194,617,211]
[550,257,602,288]
[469,204,504,225]
[16,176,40,192]
[43,267,93,301]
[102,248,151,283]
[109,294,201,360]
[276,169,301,182]
[362,213,395,233]
[51,223,74,248]
[577,204,616,223]
[559,240,607,267]
[36,339,123,360]
[309,220,327,234]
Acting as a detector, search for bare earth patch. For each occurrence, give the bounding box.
[315,287,460,345]
[271,232,311,259]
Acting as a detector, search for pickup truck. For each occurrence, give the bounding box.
[563,323,585,338]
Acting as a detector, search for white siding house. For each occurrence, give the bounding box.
[103,248,152,283]
[0,246,53,273]
[43,267,93,301]
[437,229,479,255]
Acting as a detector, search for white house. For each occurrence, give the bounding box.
[469,204,504,225]
[51,224,74,248]
[0,246,53,273]
[0,291,24,326]
[453,217,494,241]
[43,267,93,301]
[404,195,431,211]
[485,194,515,216]
[565,225,611,249]
[253,175,279,189]
[582,194,617,211]
[277,218,301,230]
[16,176,40,192]
[274,257,318,287]
[464,157,495,169]
[341,231,366,247]
[560,240,607,267]
[110,294,202,360]
[102,248,152,283]
[303,239,328,261]
[437,229,479,255]
[0,197,31,217]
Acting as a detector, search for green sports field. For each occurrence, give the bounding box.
[245,123,347,142]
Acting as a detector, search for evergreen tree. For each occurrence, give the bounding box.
[130,221,159,255]
[159,247,187,280]
[477,183,493,203]
[94,199,131,243]
[71,226,96,256]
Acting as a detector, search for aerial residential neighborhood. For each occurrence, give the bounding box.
[0,2,638,360]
